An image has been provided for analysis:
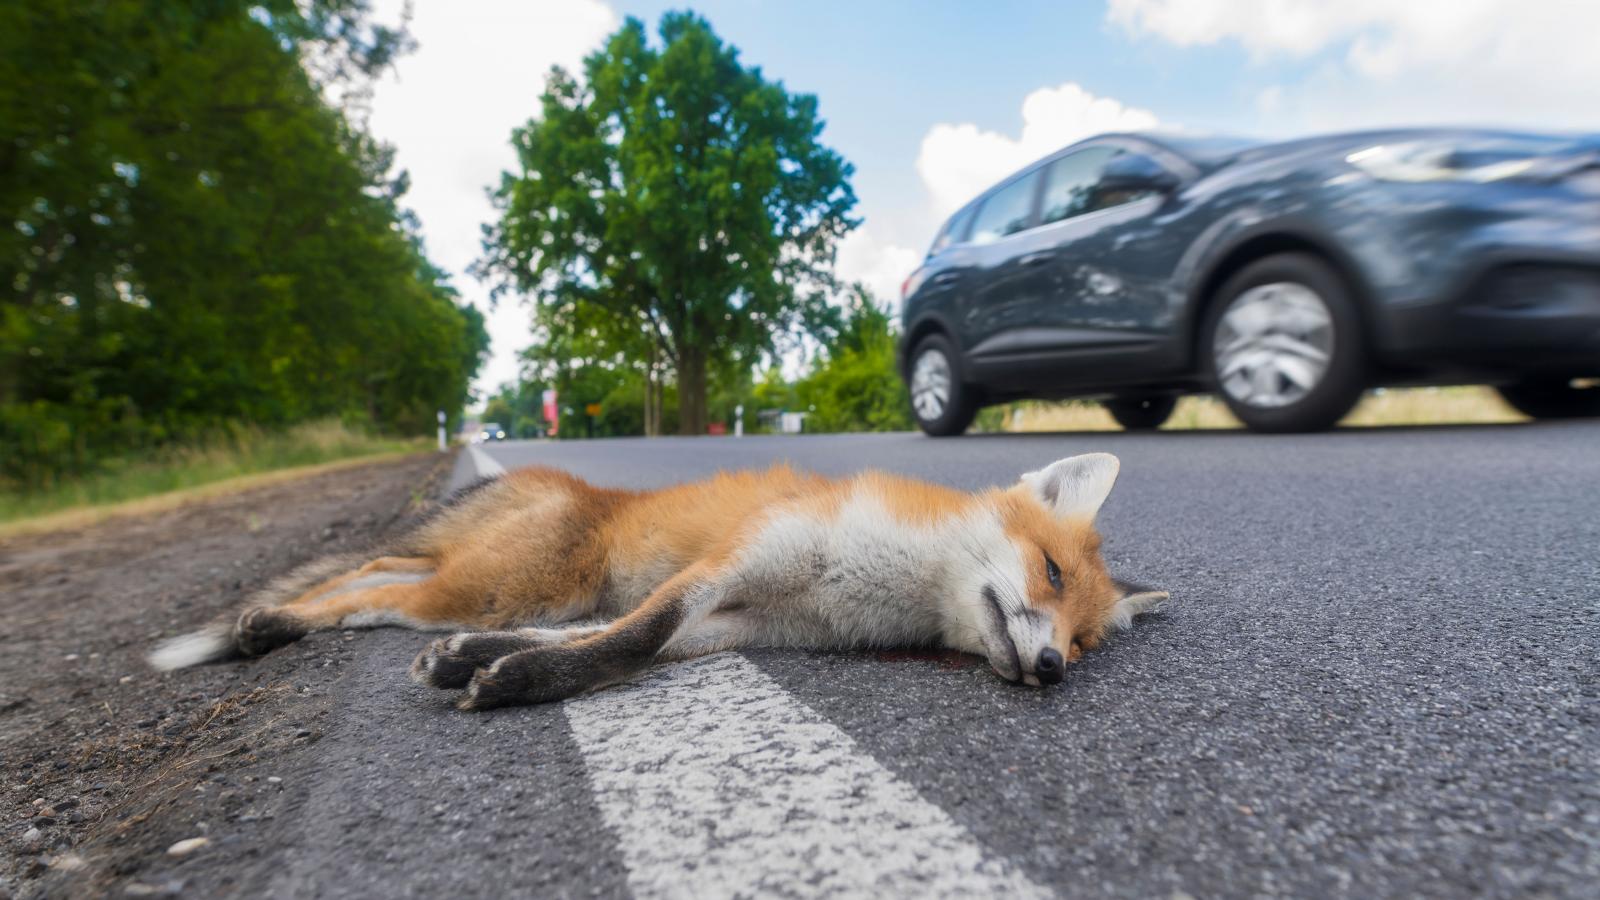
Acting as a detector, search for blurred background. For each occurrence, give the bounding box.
[4,0,1596,526]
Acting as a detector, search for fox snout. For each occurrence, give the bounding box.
[1034,647,1064,684]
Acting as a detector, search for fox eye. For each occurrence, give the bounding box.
[1044,554,1062,591]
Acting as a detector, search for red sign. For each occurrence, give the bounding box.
[707,422,727,436]
[542,389,559,436]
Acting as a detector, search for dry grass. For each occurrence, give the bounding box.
[1004,386,1528,433]
[0,420,431,536]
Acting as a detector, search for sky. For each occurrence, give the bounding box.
[367,0,1600,398]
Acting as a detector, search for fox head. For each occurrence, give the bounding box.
[970,453,1168,686]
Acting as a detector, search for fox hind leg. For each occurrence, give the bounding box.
[236,565,455,657]
[151,553,436,671]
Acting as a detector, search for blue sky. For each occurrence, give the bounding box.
[615,2,1259,244]
[368,0,1600,396]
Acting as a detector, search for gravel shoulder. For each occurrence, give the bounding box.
[0,452,454,899]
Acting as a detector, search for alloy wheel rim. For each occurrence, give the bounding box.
[911,348,952,421]
[1214,281,1334,409]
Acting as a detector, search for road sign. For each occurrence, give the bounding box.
[585,403,602,417]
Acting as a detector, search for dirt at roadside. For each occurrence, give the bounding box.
[0,452,455,899]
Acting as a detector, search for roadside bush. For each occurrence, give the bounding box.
[796,296,913,433]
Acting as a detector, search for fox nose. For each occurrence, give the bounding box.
[1035,647,1064,684]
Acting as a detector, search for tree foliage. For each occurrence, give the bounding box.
[0,0,487,488]
[478,12,857,435]
[796,290,914,433]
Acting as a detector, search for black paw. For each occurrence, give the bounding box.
[410,632,538,690]
[457,647,595,711]
[235,607,307,657]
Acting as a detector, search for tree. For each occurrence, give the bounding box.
[478,12,858,435]
[0,0,486,487]
[797,288,914,434]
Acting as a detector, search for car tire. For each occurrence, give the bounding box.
[1203,253,1366,433]
[1103,396,1177,431]
[907,334,980,437]
[1497,378,1600,419]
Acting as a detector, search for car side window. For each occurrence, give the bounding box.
[1039,147,1118,225]
[968,172,1039,245]
[928,205,975,255]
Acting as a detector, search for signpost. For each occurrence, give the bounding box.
[436,410,447,452]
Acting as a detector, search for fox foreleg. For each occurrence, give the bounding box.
[410,624,611,689]
[454,561,729,710]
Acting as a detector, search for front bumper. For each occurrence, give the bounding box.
[1383,262,1600,374]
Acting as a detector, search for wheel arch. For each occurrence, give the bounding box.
[900,315,962,378]
[1186,227,1376,370]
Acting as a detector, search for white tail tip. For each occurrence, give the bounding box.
[148,625,232,671]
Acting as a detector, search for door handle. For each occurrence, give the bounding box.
[932,272,961,285]
[1019,251,1055,267]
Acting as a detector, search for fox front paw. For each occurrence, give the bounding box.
[457,648,593,711]
[410,631,547,690]
[235,607,307,657]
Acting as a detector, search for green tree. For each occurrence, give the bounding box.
[478,11,858,435]
[0,0,485,487]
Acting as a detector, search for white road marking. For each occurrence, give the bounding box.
[468,444,507,478]
[563,653,1049,899]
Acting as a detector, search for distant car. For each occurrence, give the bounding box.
[899,128,1600,434]
[477,422,507,442]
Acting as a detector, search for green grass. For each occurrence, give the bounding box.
[0,420,429,529]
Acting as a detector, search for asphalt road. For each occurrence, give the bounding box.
[202,426,1600,897]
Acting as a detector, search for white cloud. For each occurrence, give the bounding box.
[915,83,1160,217]
[833,227,920,309]
[1108,0,1600,132]
[369,0,618,399]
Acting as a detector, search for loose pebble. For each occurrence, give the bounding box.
[50,853,87,871]
[166,836,210,857]
[266,776,282,783]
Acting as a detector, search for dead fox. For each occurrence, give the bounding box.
[149,453,1167,709]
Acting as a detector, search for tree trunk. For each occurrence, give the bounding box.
[643,340,658,437]
[677,345,708,436]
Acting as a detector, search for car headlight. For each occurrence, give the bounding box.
[1346,141,1541,184]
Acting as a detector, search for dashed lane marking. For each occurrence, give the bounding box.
[563,653,1049,899]
[468,444,507,479]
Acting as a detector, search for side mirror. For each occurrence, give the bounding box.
[1099,154,1180,194]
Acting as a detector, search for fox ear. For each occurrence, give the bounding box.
[1021,453,1120,521]
[1110,579,1169,630]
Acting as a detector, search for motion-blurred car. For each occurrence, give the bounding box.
[477,422,507,442]
[899,128,1600,434]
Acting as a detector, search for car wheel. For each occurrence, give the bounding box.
[1203,253,1365,433]
[1497,378,1600,419]
[908,334,979,436]
[1103,396,1177,431]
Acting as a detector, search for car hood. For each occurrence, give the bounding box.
[1220,127,1600,171]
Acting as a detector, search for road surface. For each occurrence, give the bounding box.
[62,426,1600,898]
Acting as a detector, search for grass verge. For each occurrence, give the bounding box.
[1004,386,1529,433]
[0,420,433,537]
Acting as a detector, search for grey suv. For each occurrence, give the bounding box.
[898,129,1600,434]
